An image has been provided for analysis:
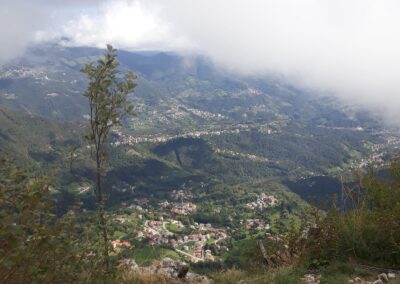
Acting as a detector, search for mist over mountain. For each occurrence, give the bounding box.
[2,1,400,124]
[1,43,396,182]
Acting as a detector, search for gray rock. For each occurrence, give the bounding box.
[158,267,176,278]
[160,258,206,282]
[124,259,139,271]
[378,273,389,283]
[388,272,396,279]
[373,280,384,284]
[186,272,211,283]
[301,274,320,283]
[302,274,315,281]
[144,265,158,274]
[160,257,176,268]
[354,277,363,282]
[127,257,208,283]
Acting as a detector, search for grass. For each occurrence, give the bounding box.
[219,238,255,263]
[117,269,180,284]
[320,273,349,284]
[210,269,274,284]
[315,261,355,284]
[131,246,181,266]
[165,223,183,234]
[272,262,308,284]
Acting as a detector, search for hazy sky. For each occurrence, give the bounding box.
[2,0,400,122]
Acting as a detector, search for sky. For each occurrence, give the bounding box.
[2,0,400,122]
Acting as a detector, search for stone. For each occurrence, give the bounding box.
[378,273,389,282]
[144,265,157,274]
[127,257,208,283]
[119,259,139,272]
[348,280,354,283]
[160,257,176,268]
[373,280,384,284]
[354,277,363,282]
[128,259,139,271]
[301,274,320,283]
[387,273,396,279]
[186,272,210,284]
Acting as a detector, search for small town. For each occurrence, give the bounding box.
[111,127,248,146]
[245,193,279,211]
[107,187,285,263]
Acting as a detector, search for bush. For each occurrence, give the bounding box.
[306,159,400,267]
[0,159,108,283]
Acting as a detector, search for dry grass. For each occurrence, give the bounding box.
[116,268,181,284]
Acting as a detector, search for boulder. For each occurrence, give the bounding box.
[387,273,396,279]
[132,257,207,283]
[160,257,176,268]
[121,257,209,283]
[123,259,139,272]
[378,273,389,283]
[301,274,320,283]
[186,272,211,284]
[373,280,384,284]
[131,261,139,271]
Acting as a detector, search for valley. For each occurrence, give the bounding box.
[1,44,400,281]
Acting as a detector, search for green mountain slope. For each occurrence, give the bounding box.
[1,44,399,209]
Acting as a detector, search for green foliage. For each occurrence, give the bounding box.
[273,268,304,284]
[318,261,355,284]
[81,44,137,270]
[82,44,136,152]
[0,158,107,283]
[131,246,180,266]
[306,159,400,267]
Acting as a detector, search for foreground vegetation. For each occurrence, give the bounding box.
[1,156,399,283]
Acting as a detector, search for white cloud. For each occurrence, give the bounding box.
[151,0,400,120]
[2,0,400,122]
[58,1,193,51]
[0,1,48,62]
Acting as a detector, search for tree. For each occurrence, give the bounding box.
[81,45,136,270]
[66,144,80,173]
[0,158,113,283]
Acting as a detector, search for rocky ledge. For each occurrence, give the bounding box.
[122,257,210,283]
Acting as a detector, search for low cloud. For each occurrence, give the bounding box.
[2,0,400,123]
[0,1,46,63]
[152,0,400,123]
[0,0,102,63]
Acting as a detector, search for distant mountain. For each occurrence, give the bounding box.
[0,105,81,166]
[1,43,399,208]
[0,44,380,127]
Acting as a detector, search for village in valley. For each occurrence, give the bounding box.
[108,186,280,264]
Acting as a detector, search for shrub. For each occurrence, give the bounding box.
[305,159,400,267]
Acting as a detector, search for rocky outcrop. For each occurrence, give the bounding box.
[348,272,398,284]
[378,273,389,283]
[121,258,210,283]
[301,274,321,283]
